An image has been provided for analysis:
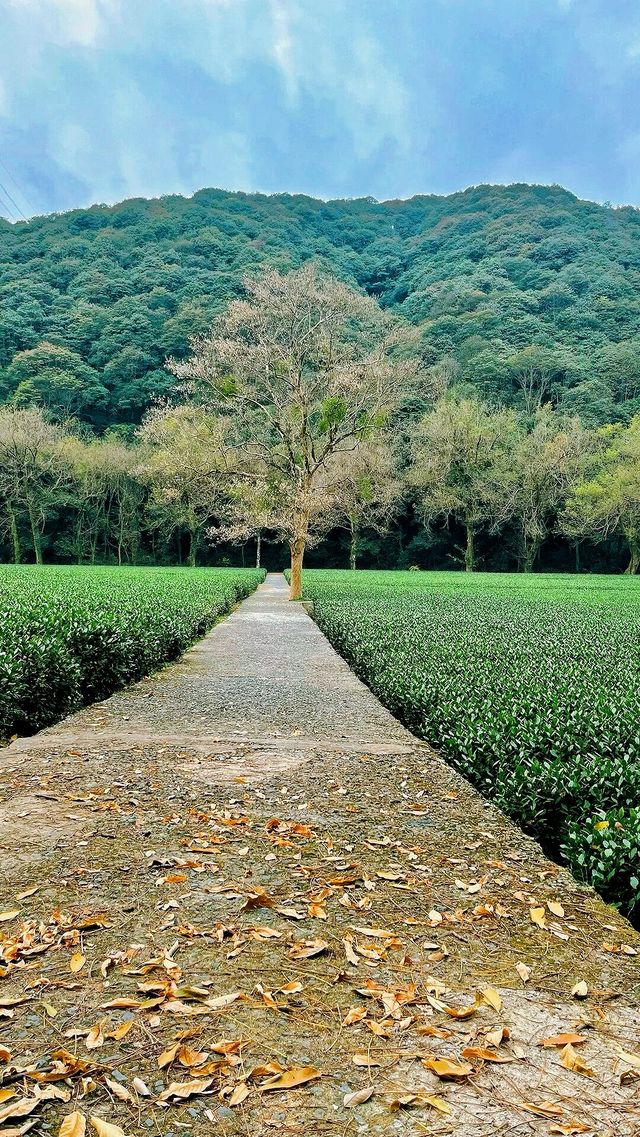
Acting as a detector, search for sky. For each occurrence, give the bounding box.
[2,0,640,219]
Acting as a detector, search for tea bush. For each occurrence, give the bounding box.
[0,565,264,738]
[302,570,640,916]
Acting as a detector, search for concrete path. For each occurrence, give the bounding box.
[0,574,638,1136]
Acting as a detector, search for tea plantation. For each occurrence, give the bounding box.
[302,570,640,917]
[0,565,264,739]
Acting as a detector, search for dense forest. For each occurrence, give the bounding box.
[1,182,639,571]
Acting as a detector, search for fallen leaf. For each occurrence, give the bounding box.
[519,1101,564,1119]
[344,1087,374,1107]
[481,987,502,1012]
[157,1077,213,1103]
[132,1078,150,1097]
[85,1023,104,1051]
[422,1057,473,1079]
[69,952,86,974]
[352,1054,383,1068]
[59,1113,86,1137]
[104,1079,134,1104]
[225,1083,250,1106]
[530,906,547,929]
[89,1119,127,1137]
[288,939,328,960]
[540,1033,587,1048]
[461,1047,513,1064]
[157,1043,180,1069]
[560,1044,594,1078]
[0,910,20,922]
[571,980,588,999]
[547,900,565,918]
[16,887,38,900]
[516,962,531,983]
[549,1124,592,1135]
[612,1045,640,1069]
[0,1046,11,1063]
[342,1006,367,1026]
[260,1066,320,1091]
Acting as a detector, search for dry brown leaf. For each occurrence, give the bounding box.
[110,1022,134,1042]
[157,1077,213,1103]
[559,1044,594,1078]
[344,1087,374,1108]
[547,900,565,918]
[540,1033,587,1048]
[89,1118,127,1137]
[0,1097,41,1125]
[442,999,479,1020]
[59,1112,86,1137]
[0,1045,11,1063]
[422,1057,473,1079]
[104,1079,134,1104]
[549,1124,592,1135]
[571,980,588,999]
[352,1053,383,1068]
[69,952,86,974]
[288,939,328,960]
[0,910,20,922]
[16,886,38,900]
[225,1077,250,1105]
[178,1046,208,1068]
[85,1024,104,1051]
[157,1043,180,1069]
[516,961,531,983]
[480,987,502,1012]
[461,1047,513,1064]
[204,991,243,1009]
[416,1024,453,1039]
[612,1045,640,1069]
[519,1101,564,1119]
[530,906,547,929]
[342,1006,367,1026]
[260,1066,320,1091]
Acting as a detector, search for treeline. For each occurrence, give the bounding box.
[2,183,640,431]
[1,397,637,574]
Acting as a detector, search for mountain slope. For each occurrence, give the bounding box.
[1,182,640,426]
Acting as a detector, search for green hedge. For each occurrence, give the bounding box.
[302,570,640,918]
[0,565,264,738]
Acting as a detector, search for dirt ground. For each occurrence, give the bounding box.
[0,574,638,1137]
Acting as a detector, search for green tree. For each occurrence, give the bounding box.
[562,415,640,574]
[410,397,516,572]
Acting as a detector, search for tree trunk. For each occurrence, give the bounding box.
[26,494,43,565]
[187,528,198,567]
[574,540,581,574]
[7,502,20,564]
[256,530,261,568]
[522,538,540,573]
[349,517,359,571]
[624,533,639,574]
[289,537,305,600]
[464,525,474,572]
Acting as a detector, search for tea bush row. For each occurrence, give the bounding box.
[303,570,640,916]
[0,565,264,738]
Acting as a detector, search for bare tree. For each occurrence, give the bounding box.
[170,265,421,598]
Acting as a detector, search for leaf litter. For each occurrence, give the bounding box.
[1,597,640,1135]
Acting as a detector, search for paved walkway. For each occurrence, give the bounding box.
[0,574,638,1135]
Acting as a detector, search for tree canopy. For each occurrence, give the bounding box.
[3,182,640,428]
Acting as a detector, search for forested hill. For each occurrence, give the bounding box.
[2,182,640,429]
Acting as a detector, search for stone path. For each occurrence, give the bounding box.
[0,574,638,1136]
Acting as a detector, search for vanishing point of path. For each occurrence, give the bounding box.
[1,574,639,1136]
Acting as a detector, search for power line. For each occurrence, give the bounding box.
[0,183,19,222]
[0,156,33,220]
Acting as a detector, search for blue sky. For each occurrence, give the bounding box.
[1,0,640,219]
